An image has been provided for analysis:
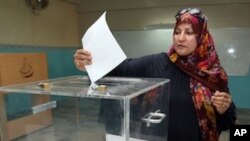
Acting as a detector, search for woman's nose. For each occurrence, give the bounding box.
[178,32,186,41]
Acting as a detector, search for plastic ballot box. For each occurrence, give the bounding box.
[0,75,170,141]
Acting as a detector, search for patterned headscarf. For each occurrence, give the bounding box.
[168,8,229,141]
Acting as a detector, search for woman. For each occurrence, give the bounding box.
[74,8,236,141]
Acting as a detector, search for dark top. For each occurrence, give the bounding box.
[109,53,236,141]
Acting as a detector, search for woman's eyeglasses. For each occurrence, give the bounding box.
[175,8,207,22]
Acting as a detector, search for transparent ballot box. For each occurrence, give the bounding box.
[0,75,170,141]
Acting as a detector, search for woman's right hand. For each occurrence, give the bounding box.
[74,49,92,71]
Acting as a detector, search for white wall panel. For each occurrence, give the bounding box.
[113,28,250,75]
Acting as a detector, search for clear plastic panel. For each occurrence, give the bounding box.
[0,76,169,141]
[0,76,168,100]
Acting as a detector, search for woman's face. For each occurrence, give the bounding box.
[173,23,197,56]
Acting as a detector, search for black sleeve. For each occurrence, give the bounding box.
[216,101,237,134]
[109,53,171,78]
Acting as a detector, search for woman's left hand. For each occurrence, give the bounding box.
[211,91,232,114]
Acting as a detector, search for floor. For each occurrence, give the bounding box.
[8,99,250,141]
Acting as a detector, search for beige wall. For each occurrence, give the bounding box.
[77,0,250,34]
[1,0,250,47]
[0,0,80,47]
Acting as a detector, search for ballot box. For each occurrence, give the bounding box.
[0,75,170,141]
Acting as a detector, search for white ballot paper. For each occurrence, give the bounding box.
[82,11,127,83]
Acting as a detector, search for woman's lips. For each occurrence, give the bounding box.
[176,45,186,48]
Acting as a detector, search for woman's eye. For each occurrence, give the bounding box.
[174,30,195,35]
[174,30,181,35]
[186,31,195,35]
